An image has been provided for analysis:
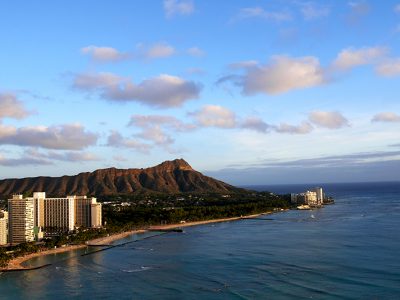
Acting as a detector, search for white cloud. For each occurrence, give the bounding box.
[187,47,205,57]
[241,56,325,95]
[0,149,99,166]
[0,154,52,166]
[49,151,99,162]
[308,111,349,129]
[128,115,195,132]
[375,59,400,77]
[241,117,271,133]
[371,112,400,123]
[190,105,237,128]
[136,126,174,145]
[333,47,388,70]
[299,2,330,20]
[164,0,194,18]
[128,114,194,146]
[0,123,98,150]
[144,43,176,59]
[73,72,126,89]
[72,72,202,108]
[106,131,151,153]
[0,93,30,120]
[395,4,400,13]
[81,46,129,62]
[25,148,100,162]
[235,7,292,22]
[274,122,314,134]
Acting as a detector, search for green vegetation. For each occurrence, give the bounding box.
[102,191,292,229]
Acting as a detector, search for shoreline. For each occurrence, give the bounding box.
[0,210,284,271]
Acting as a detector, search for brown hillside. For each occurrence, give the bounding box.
[0,159,241,197]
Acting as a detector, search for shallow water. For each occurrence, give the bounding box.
[1,182,399,299]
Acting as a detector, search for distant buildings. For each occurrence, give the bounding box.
[0,210,8,245]
[291,187,325,207]
[5,192,102,245]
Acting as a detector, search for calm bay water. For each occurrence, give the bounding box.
[0,182,399,299]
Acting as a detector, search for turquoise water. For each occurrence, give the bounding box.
[0,182,399,299]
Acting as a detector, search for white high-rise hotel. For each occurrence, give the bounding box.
[8,195,35,244]
[0,210,8,245]
[7,192,102,244]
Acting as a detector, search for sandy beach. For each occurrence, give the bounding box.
[1,211,279,271]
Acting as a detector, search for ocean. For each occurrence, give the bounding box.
[0,182,399,299]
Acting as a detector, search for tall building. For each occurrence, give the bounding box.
[75,196,99,228]
[313,187,324,204]
[33,192,45,229]
[91,202,102,228]
[291,188,324,206]
[304,191,318,205]
[0,210,8,245]
[8,195,35,245]
[43,196,75,232]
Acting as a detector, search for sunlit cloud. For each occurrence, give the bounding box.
[371,112,400,123]
[72,72,202,108]
[0,123,98,150]
[187,47,205,57]
[308,111,349,129]
[164,0,194,18]
[189,105,237,128]
[240,117,271,133]
[0,93,31,120]
[298,2,330,20]
[106,131,152,153]
[274,122,314,134]
[141,43,176,59]
[236,56,326,95]
[234,7,292,22]
[375,58,400,77]
[81,46,130,62]
[332,46,388,70]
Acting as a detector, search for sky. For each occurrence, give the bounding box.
[0,0,399,185]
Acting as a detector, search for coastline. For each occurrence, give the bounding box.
[0,210,282,271]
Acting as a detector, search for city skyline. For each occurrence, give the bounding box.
[1,0,400,184]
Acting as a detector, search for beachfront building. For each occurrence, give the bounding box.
[33,192,45,229]
[291,187,325,206]
[91,202,102,228]
[43,196,75,232]
[7,192,102,244]
[314,187,325,204]
[75,196,100,228]
[0,210,8,245]
[8,195,35,245]
[36,193,101,230]
[304,191,318,206]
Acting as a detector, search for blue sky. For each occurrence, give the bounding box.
[0,0,399,184]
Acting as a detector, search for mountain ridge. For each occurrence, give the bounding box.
[0,159,241,197]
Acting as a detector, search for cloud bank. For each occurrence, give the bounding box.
[0,93,30,120]
[372,112,400,123]
[73,72,202,108]
[0,123,98,150]
[219,55,326,95]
